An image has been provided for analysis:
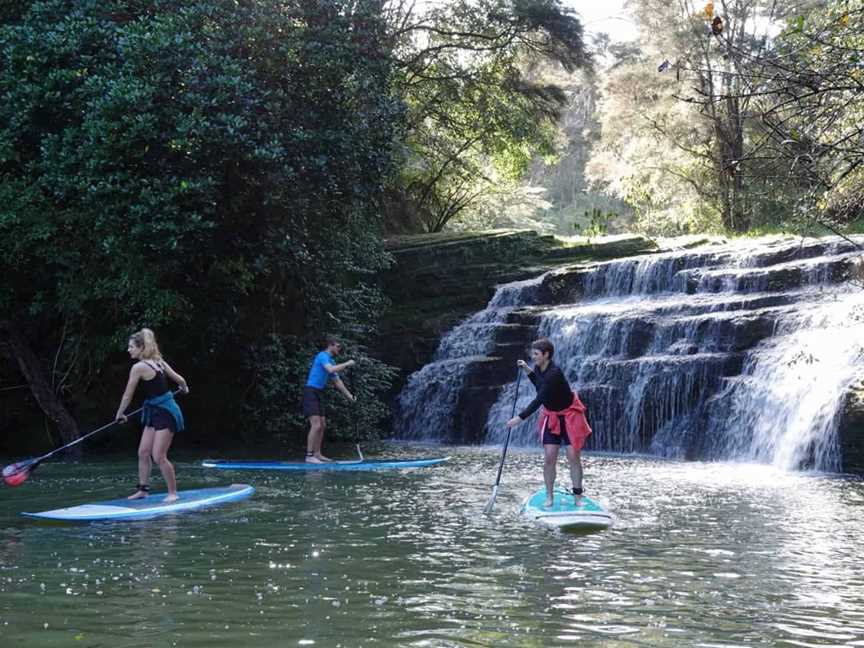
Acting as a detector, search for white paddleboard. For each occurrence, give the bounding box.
[22,484,255,521]
[521,488,613,531]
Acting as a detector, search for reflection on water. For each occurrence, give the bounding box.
[1,448,863,647]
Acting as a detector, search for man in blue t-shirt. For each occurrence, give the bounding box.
[303,336,356,463]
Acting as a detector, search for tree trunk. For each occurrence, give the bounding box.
[716,99,749,233]
[727,97,748,232]
[0,319,79,450]
[715,122,735,231]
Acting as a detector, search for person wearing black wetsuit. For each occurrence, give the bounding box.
[506,337,592,507]
[115,328,189,502]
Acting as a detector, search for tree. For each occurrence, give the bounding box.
[716,0,864,230]
[670,0,838,231]
[586,0,826,234]
[587,33,718,234]
[0,0,400,447]
[383,0,591,232]
[522,53,633,235]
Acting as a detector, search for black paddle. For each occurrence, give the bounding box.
[3,389,181,486]
[351,372,362,461]
[483,368,523,515]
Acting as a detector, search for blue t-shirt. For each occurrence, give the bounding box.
[306,351,338,389]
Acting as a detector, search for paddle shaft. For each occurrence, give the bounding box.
[350,373,362,460]
[44,411,138,462]
[22,389,180,468]
[491,369,523,489]
[3,409,144,481]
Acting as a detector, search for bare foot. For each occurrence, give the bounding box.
[163,493,179,503]
[543,495,554,508]
[315,454,333,462]
[305,455,325,464]
[128,489,148,500]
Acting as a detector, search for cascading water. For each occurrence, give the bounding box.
[399,235,864,472]
[700,288,864,471]
[394,276,544,440]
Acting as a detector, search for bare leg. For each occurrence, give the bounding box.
[306,417,325,463]
[314,416,331,461]
[565,445,584,504]
[151,428,177,502]
[129,428,155,499]
[543,444,560,507]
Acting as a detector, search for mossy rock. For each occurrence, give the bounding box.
[377,230,660,393]
[840,380,864,473]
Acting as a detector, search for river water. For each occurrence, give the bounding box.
[2,445,864,647]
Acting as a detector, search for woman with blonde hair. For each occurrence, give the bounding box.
[115,328,189,502]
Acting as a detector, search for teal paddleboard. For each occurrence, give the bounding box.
[201,457,450,472]
[521,488,613,531]
[22,484,255,521]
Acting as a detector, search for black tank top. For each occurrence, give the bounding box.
[141,361,169,399]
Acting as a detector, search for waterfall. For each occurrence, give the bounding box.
[700,289,864,471]
[394,276,545,440]
[397,235,864,471]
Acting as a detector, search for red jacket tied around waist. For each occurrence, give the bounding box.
[539,392,592,447]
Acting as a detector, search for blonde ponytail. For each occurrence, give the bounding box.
[130,328,163,361]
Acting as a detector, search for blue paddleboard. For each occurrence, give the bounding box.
[22,484,255,521]
[201,457,450,472]
[521,488,613,531]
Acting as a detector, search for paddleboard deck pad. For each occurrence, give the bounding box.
[201,457,450,472]
[22,484,255,521]
[521,489,613,531]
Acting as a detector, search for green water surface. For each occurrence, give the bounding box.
[2,446,864,647]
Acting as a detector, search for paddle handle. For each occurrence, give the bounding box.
[491,369,522,489]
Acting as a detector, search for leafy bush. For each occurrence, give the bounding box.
[0,0,401,444]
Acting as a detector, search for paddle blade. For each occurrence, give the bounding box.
[3,459,38,486]
[482,485,498,515]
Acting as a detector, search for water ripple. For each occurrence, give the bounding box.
[1,450,864,646]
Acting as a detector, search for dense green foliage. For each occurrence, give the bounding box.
[584,0,864,237]
[384,0,590,232]
[19,0,863,451]
[0,0,399,448]
[390,0,864,239]
[748,0,864,229]
[0,0,597,452]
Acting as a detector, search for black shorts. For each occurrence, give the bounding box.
[541,415,570,446]
[302,386,324,418]
[146,407,177,434]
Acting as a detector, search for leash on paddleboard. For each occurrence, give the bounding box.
[3,388,183,487]
[483,368,522,515]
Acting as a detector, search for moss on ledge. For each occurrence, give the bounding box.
[376,230,658,391]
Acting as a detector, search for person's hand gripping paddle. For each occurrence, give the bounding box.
[3,389,181,486]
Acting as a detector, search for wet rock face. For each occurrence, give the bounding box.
[395,234,864,474]
[839,381,864,473]
[377,230,658,404]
